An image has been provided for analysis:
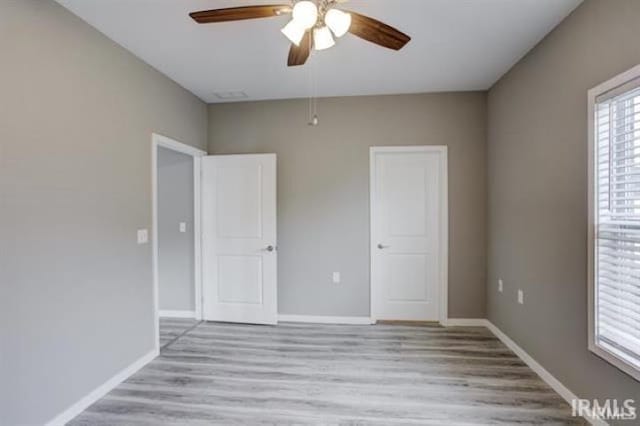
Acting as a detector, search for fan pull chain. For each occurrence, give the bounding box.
[308,34,319,126]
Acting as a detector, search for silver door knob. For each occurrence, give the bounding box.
[377,243,389,249]
[266,245,275,252]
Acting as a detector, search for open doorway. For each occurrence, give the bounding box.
[151,134,206,351]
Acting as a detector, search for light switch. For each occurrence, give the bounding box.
[137,229,148,245]
[498,279,503,293]
[518,289,524,305]
[179,222,187,233]
[332,272,341,284]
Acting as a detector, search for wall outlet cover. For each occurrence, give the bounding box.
[137,229,149,244]
[498,279,504,293]
[518,289,524,305]
[332,272,341,284]
[179,222,187,233]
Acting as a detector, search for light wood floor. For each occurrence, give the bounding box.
[159,317,200,350]
[70,322,584,425]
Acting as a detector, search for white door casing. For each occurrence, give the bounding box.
[370,146,448,323]
[151,133,206,351]
[202,154,277,325]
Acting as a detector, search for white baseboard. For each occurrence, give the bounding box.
[278,314,375,325]
[444,318,488,327]
[484,321,606,426]
[45,348,158,426]
[159,310,196,319]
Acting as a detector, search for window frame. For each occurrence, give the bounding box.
[588,63,640,382]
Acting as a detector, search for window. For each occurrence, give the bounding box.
[589,65,640,381]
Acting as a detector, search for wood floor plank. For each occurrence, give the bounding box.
[158,318,199,350]
[69,322,585,425]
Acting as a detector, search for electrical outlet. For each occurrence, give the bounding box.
[332,272,341,284]
[518,289,524,305]
[137,229,148,245]
[498,279,504,293]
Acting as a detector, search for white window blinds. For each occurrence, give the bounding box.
[595,79,640,372]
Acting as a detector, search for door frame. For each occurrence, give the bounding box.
[369,146,449,325]
[151,133,206,351]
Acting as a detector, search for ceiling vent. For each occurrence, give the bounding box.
[213,91,248,100]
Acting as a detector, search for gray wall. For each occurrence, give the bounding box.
[158,147,195,312]
[0,1,207,425]
[487,0,640,414]
[208,93,487,319]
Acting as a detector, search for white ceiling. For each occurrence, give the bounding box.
[56,0,582,103]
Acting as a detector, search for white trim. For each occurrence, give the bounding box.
[485,321,607,426]
[443,318,487,327]
[193,157,203,321]
[278,314,375,325]
[45,348,158,426]
[441,147,449,326]
[485,321,574,401]
[152,133,207,157]
[587,65,640,383]
[159,310,197,319]
[587,68,596,380]
[152,133,206,352]
[369,146,449,325]
[589,64,640,102]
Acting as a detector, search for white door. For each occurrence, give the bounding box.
[370,147,447,322]
[201,154,277,325]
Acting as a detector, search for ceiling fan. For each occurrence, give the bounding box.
[189,0,411,67]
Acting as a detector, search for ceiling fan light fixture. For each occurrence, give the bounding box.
[313,26,335,51]
[281,19,306,46]
[189,3,411,67]
[325,9,351,38]
[292,1,318,30]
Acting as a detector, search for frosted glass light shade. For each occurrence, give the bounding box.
[292,1,318,29]
[281,19,306,45]
[313,26,335,50]
[325,9,351,37]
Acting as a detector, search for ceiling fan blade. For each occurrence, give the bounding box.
[288,32,312,67]
[190,5,291,24]
[346,11,411,51]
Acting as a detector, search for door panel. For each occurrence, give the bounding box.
[217,255,263,304]
[371,148,446,321]
[202,154,277,325]
[387,166,428,236]
[216,165,262,238]
[387,254,429,302]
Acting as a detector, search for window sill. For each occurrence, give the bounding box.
[589,340,640,382]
